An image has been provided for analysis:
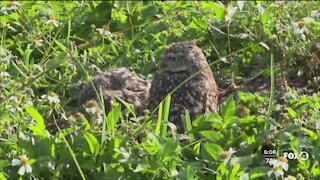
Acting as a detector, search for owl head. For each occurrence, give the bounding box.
[160,41,208,73]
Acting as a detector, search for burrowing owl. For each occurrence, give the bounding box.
[148,41,218,133]
[78,67,150,115]
[46,67,150,133]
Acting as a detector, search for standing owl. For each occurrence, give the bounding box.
[148,41,218,133]
[46,67,150,134]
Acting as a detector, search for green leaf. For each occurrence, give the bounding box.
[230,163,240,178]
[54,39,68,52]
[221,97,236,121]
[217,161,228,175]
[25,105,46,135]
[163,138,179,158]
[287,107,297,118]
[203,143,222,161]
[142,5,159,18]
[107,103,121,136]
[142,21,168,34]
[84,132,100,158]
[184,110,194,142]
[261,12,269,25]
[24,44,32,66]
[155,101,163,136]
[178,166,195,180]
[116,97,136,117]
[249,166,269,179]
[162,94,171,138]
[212,2,225,21]
[45,52,67,71]
[199,130,224,142]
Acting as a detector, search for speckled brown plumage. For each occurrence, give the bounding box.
[46,67,150,134]
[78,67,150,115]
[148,41,218,133]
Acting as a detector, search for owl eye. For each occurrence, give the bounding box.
[171,56,178,61]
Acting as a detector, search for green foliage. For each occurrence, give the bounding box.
[0,1,320,179]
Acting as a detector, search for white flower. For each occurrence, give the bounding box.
[96,28,112,36]
[316,122,320,130]
[96,114,104,125]
[272,157,289,171]
[269,124,277,131]
[240,173,249,180]
[47,161,55,170]
[85,106,99,114]
[0,2,21,15]
[284,175,297,180]
[32,38,43,47]
[237,1,245,11]
[292,21,309,40]
[84,100,104,124]
[267,166,284,178]
[257,4,265,15]
[302,17,315,24]
[88,64,101,72]
[268,157,289,178]
[45,16,61,27]
[225,6,237,21]
[0,71,10,77]
[0,48,14,63]
[311,10,320,18]
[4,23,17,32]
[12,155,32,175]
[41,92,60,104]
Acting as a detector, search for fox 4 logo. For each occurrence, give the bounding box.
[283,151,309,160]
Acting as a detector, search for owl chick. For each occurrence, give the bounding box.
[46,67,150,133]
[148,41,218,133]
[78,67,150,115]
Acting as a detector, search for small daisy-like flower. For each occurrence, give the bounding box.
[42,91,60,104]
[267,166,284,178]
[257,4,265,15]
[269,124,277,131]
[284,175,297,180]
[96,114,104,125]
[292,21,308,35]
[12,154,32,175]
[84,100,105,125]
[311,9,320,18]
[224,6,237,21]
[7,95,23,112]
[237,1,245,11]
[85,100,102,115]
[4,23,17,32]
[0,1,21,15]
[96,27,111,36]
[45,16,61,27]
[47,161,55,170]
[32,38,43,47]
[302,17,315,24]
[316,121,320,130]
[88,64,101,72]
[0,71,10,77]
[271,156,288,171]
[0,48,14,63]
[268,156,289,178]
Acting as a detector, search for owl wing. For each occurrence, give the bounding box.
[148,71,173,111]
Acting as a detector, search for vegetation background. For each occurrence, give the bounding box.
[0,1,319,179]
